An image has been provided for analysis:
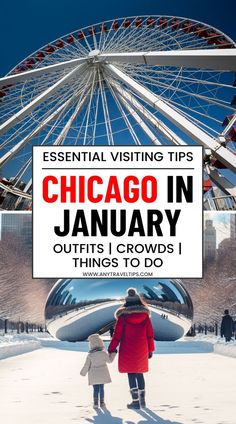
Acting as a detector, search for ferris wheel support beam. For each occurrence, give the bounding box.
[106,64,236,172]
[110,80,187,146]
[101,49,236,72]
[205,166,236,197]
[0,65,86,138]
[220,113,236,137]
[0,57,86,88]
[14,178,33,209]
[0,181,31,199]
[0,88,86,168]
[115,90,162,145]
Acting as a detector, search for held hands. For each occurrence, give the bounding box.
[148,352,153,359]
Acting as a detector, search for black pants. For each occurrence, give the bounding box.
[128,373,145,390]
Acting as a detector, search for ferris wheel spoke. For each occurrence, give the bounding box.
[111,18,178,53]
[39,71,93,147]
[100,49,236,71]
[109,78,186,145]
[0,64,88,137]
[121,63,234,91]
[107,21,195,54]
[110,20,157,53]
[98,30,107,51]
[114,82,226,140]
[118,30,167,55]
[55,93,91,146]
[99,21,122,52]
[0,83,89,167]
[129,71,234,111]
[107,63,236,171]
[154,70,234,90]
[102,18,133,52]
[107,80,141,145]
[109,24,175,54]
[0,57,87,88]
[167,97,222,136]
[0,72,79,123]
[91,78,101,145]
[116,91,162,145]
[98,70,114,145]
[107,17,177,53]
[63,39,89,57]
[105,18,150,53]
[74,104,92,145]
[0,115,36,151]
[82,70,98,145]
[118,71,229,122]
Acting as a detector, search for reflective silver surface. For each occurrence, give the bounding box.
[45,279,193,341]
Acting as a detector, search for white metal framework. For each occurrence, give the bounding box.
[0,15,236,210]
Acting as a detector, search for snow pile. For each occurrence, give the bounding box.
[214,340,236,358]
[193,334,221,344]
[192,334,236,358]
[0,334,41,360]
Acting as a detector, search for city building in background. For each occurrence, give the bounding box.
[0,213,32,247]
[204,219,217,260]
[230,213,236,239]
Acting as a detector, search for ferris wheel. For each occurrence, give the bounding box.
[0,15,236,210]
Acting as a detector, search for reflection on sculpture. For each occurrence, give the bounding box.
[45,279,193,341]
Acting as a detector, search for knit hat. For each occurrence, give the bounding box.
[88,333,104,350]
[125,287,141,303]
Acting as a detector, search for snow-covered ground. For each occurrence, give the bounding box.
[0,336,236,424]
[0,333,41,359]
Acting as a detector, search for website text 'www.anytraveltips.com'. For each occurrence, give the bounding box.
[82,271,153,277]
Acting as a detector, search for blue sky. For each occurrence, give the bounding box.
[1,0,236,76]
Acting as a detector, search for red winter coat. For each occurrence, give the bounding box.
[108,304,155,373]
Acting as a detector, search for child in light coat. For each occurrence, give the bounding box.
[80,333,116,408]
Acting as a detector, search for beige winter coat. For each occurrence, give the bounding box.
[80,349,116,385]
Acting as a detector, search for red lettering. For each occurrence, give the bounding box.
[79,176,85,203]
[42,175,158,203]
[124,176,139,203]
[61,176,76,202]
[105,176,122,202]
[87,176,103,202]
[142,176,157,202]
[42,176,58,203]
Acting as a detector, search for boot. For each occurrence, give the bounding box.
[139,389,146,408]
[93,398,99,409]
[100,398,106,408]
[127,388,140,409]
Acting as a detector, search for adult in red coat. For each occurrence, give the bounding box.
[108,288,155,409]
